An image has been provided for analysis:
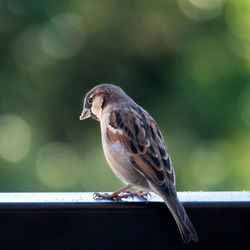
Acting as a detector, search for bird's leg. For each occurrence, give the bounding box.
[93,185,132,200]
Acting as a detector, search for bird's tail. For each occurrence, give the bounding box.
[161,193,198,243]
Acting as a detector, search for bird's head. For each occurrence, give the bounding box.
[79,83,128,121]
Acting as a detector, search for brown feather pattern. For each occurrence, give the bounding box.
[106,105,176,189]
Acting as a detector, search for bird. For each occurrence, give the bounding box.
[79,83,198,243]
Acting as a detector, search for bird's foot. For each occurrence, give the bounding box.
[93,190,151,201]
[93,192,126,201]
[124,190,151,200]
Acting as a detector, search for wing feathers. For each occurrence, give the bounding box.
[107,106,176,187]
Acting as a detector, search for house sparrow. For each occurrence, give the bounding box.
[79,84,198,243]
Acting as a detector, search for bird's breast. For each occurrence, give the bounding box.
[100,116,147,187]
[102,129,131,181]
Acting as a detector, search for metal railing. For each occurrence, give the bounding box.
[0,191,249,250]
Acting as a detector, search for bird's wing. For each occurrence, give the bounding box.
[106,105,176,192]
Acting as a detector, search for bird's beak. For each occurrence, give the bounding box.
[79,108,91,120]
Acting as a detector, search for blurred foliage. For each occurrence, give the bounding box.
[0,0,249,192]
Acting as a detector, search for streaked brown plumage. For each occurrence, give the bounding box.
[80,84,198,243]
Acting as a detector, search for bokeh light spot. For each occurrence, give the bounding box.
[13,27,54,71]
[36,142,80,188]
[0,114,31,162]
[79,148,122,192]
[225,0,250,64]
[40,12,85,60]
[190,141,227,188]
[178,0,223,21]
[189,0,223,10]
[225,0,250,42]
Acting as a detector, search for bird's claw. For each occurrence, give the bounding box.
[93,190,151,201]
[93,192,123,201]
[124,190,151,200]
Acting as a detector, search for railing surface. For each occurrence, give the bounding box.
[0,191,249,250]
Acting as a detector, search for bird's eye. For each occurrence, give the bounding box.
[88,97,93,104]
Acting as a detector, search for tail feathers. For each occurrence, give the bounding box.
[162,194,198,243]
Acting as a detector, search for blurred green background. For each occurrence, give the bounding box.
[0,0,249,192]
